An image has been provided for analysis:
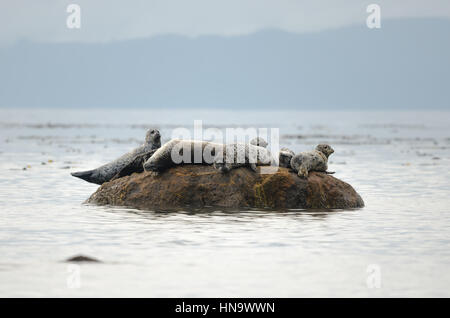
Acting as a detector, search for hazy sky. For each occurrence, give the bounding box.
[1,0,450,45]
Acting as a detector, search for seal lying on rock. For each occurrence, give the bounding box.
[213,143,273,173]
[290,144,334,178]
[143,139,223,172]
[71,129,161,184]
[279,147,295,168]
[143,139,274,174]
[110,147,159,181]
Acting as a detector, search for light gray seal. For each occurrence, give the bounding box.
[143,139,224,172]
[213,142,273,173]
[71,129,161,184]
[143,139,273,174]
[290,144,334,178]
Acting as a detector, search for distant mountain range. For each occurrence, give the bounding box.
[0,18,449,109]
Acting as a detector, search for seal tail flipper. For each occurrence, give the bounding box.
[71,170,101,184]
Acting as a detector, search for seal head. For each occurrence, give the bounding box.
[145,129,162,149]
[316,144,334,158]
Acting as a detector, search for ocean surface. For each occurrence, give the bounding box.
[0,108,449,297]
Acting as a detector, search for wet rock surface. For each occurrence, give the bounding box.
[86,165,364,210]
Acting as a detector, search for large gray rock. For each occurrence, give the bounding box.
[86,165,364,210]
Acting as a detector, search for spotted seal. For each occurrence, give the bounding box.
[143,139,273,173]
[143,139,223,172]
[71,129,161,184]
[213,142,273,173]
[279,147,295,168]
[290,144,334,178]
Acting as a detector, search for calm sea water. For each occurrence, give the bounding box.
[0,108,449,297]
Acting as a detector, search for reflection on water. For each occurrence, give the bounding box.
[0,109,449,297]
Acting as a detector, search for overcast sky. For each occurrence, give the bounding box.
[1,0,450,45]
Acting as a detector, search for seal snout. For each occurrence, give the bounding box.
[316,144,334,157]
[145,128,162,147]
[154,132,161,143]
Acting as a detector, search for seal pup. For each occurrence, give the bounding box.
[279,147,295,168]
[290,144,334,178]
[213,142,274,173]
[143,139,224,173]
[71,129,161,184]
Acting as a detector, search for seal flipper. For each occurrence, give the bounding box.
[71,170,102,184]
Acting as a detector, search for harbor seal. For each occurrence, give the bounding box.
[213,142,273,173]
[71,129,161,184]
[110,147,158,181]
[279,147,295,168]
[143,139,224,172]
[290,144,334,178]
[143,139,273,174]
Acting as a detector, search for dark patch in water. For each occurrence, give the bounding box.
[65,255,101,263]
